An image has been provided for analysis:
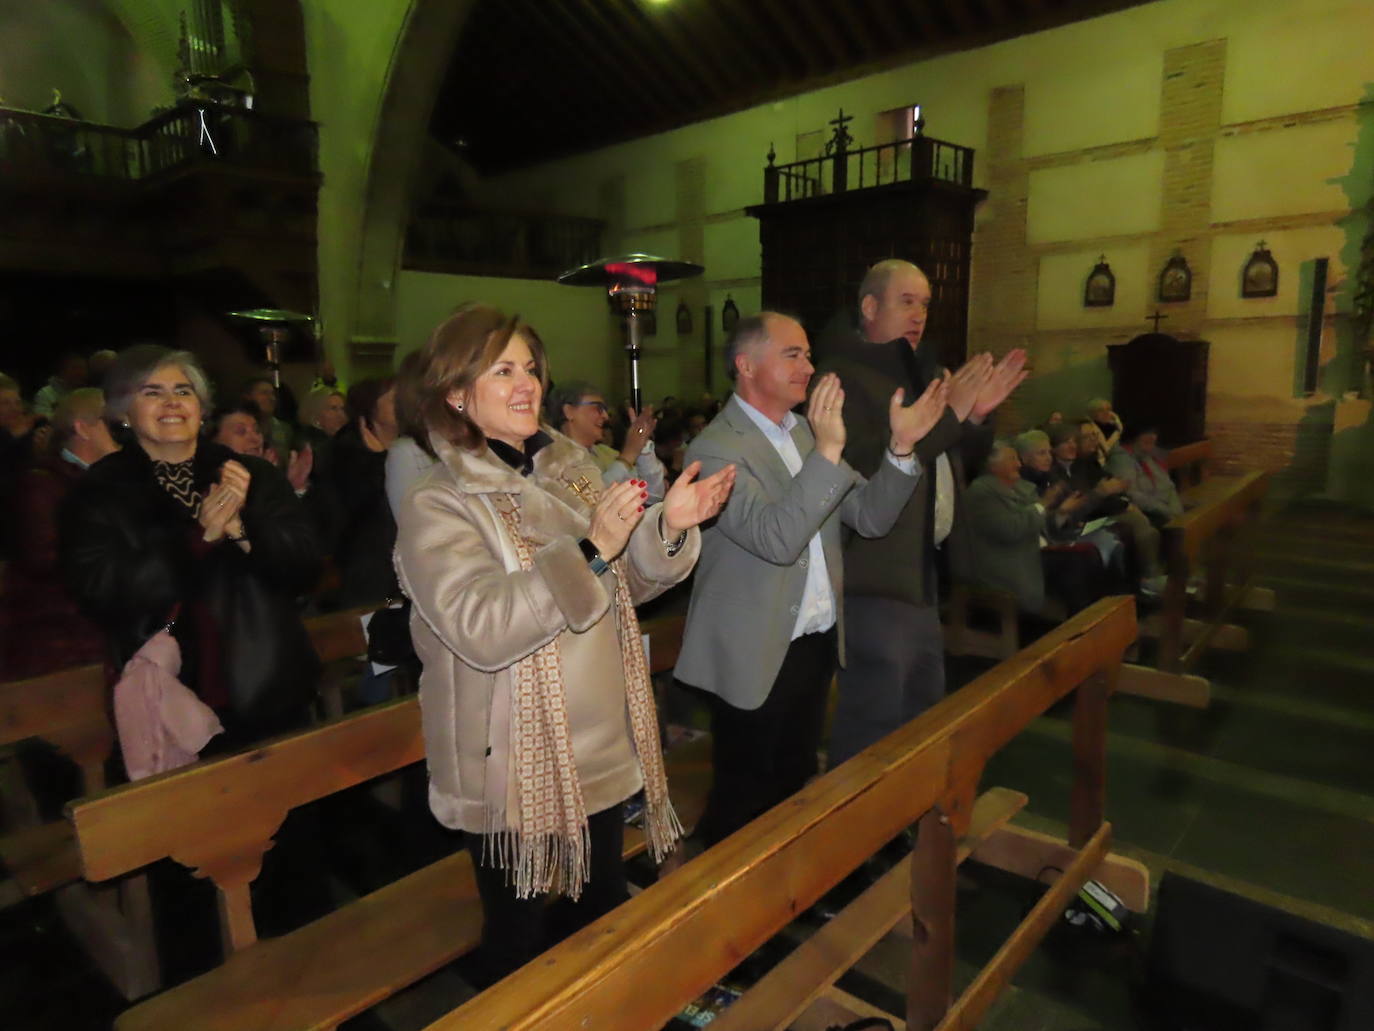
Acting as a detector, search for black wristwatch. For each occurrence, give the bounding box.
[578,537,609,575]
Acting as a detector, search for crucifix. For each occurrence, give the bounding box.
[825,108,854,154]
[1147,310,1169,333]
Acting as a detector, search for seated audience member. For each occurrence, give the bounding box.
[1,389,116,679]
[33,352,88,418]
[549,380,666,500]
[1074,420,1166,590]
[965,441,1107,616]
[209,404,312,492]
[60,345,321,744]
[243,376,294,468]
[1087,397,1123,456]
[1108,424,1183,527]
[1014,429,1095,539]
[332,376,400,609]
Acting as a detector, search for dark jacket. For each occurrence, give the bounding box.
[1,455,106,679]
[964,474,1046,613]
[60,441,321,734]
[819,333,992,607]
[330,424,399,608]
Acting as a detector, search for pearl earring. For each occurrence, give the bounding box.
[454,402,464,412]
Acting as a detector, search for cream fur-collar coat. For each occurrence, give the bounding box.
[394,429,699,833]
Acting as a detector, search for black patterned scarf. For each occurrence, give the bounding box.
[151,458,202,514]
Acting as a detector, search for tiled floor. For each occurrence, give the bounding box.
[3,500,1372,1029]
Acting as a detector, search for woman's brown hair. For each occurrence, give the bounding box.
[408,302,549,457]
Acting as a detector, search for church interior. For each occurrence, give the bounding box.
[1,0,1373,1028]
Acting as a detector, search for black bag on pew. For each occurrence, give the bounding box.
[366,598,417,667]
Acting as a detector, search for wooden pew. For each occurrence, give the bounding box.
[67,612,693,1030]
[1164,438,1213,488]
[428,597,1146,1031]
[0,664,114,904]
[1120,469,1272,707]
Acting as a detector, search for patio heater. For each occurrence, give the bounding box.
[557,253,703,412]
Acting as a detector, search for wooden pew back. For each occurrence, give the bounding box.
[68,698,423,954]
[430,596,1138,1031]
[0,663,113,794]
[1164,438,1213,487]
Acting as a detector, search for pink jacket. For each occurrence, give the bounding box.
[112,630,223,780]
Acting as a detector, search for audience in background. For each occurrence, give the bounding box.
[548,380,666,501]
[32,352,88,417]
[332,376,400,610]
[1,389,116,679]
[1109,424,1184,528]
[242,376,293,469]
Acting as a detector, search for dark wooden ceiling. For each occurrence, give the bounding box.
[431,0,1153,174]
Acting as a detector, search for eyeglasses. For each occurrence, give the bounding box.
[574,401,609,414]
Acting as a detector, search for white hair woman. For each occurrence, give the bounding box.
[60,344,322,744]
[394,304,734,983]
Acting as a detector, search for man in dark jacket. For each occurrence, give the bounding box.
[819,259,1026,768]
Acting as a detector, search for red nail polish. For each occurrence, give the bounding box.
[641,491,648,498]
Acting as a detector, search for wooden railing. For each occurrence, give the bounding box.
[764,134,975,204]
[403,201,605,280]
[430,596,1141,1031]
[0,103,318,183]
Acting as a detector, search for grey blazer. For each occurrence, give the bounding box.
[676,395,920,710]
[963,474,1047,613]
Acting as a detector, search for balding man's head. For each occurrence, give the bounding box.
[858,260,931,349]
[727,312,814,421]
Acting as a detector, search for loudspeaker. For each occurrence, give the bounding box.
[1145,873,1374,1030]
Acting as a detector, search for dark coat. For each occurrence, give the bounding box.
[0,455,106,679]
[60,441,321,733]
[330,424,398,608]
[818,333,992,608]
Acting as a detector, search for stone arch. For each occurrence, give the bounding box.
[345,0,477,364]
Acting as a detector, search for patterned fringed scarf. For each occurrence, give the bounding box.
[487,488,682,900]
[152,458,202,514]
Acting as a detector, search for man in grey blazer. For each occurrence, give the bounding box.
[676,312,948,846]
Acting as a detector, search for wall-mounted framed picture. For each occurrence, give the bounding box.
[1084,255,1115,307]
[1158,252,1192,303]
[676,301,692,335]
[722,296,740,333]
[1242,241,1278,298]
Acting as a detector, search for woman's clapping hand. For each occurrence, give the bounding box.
[662,460,736,535]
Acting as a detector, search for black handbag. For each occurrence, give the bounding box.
[366,599,416,667]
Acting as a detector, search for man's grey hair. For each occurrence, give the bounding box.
[1012,429,1049,458]
[1086,397,1111,414]
[546,379,599,428]
[104,344,213,423]
[723,312,796,381]
[989,438,1019,465]
[857,259,927,310]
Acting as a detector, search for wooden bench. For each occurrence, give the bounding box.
[427,596,1146,1031]
[1164,438,1213,488]
[0,664,113,904]
[1120,469,1273,707]
[67,612,695,1030]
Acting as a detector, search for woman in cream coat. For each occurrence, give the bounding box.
[394,304,734,981]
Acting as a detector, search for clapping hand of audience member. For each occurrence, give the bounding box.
[1096,476,1126,496]
[807,373,846,464]
[199,459,252,543]
[586,478,650,561]
[1059,490,1090,515]
[948,353,994,422]
[619,404,657,465]
[286,444,313,492]
[887,373,950,456]
[971,349,1028,422]
[662,460,736,536]
[1043,481,1071,508]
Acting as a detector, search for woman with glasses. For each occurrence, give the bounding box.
[548,380,666,500]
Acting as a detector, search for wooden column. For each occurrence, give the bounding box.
[1070,668,1114,848]
[907,805,957,1030]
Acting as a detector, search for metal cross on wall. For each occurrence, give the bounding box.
[1148,310,1169,333]
[825,108,854,155]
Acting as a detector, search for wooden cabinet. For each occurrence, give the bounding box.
[1107,333,1209,446]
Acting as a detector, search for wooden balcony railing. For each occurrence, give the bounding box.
[0,103,318,183]
[403,202,605,280]
[764,134,975,205]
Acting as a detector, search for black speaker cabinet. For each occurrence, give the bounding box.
[1146,873,1374,1030]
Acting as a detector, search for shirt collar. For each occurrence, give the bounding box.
[733,394,797,442]
[60,447,89,470]
[486,430,553,477]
